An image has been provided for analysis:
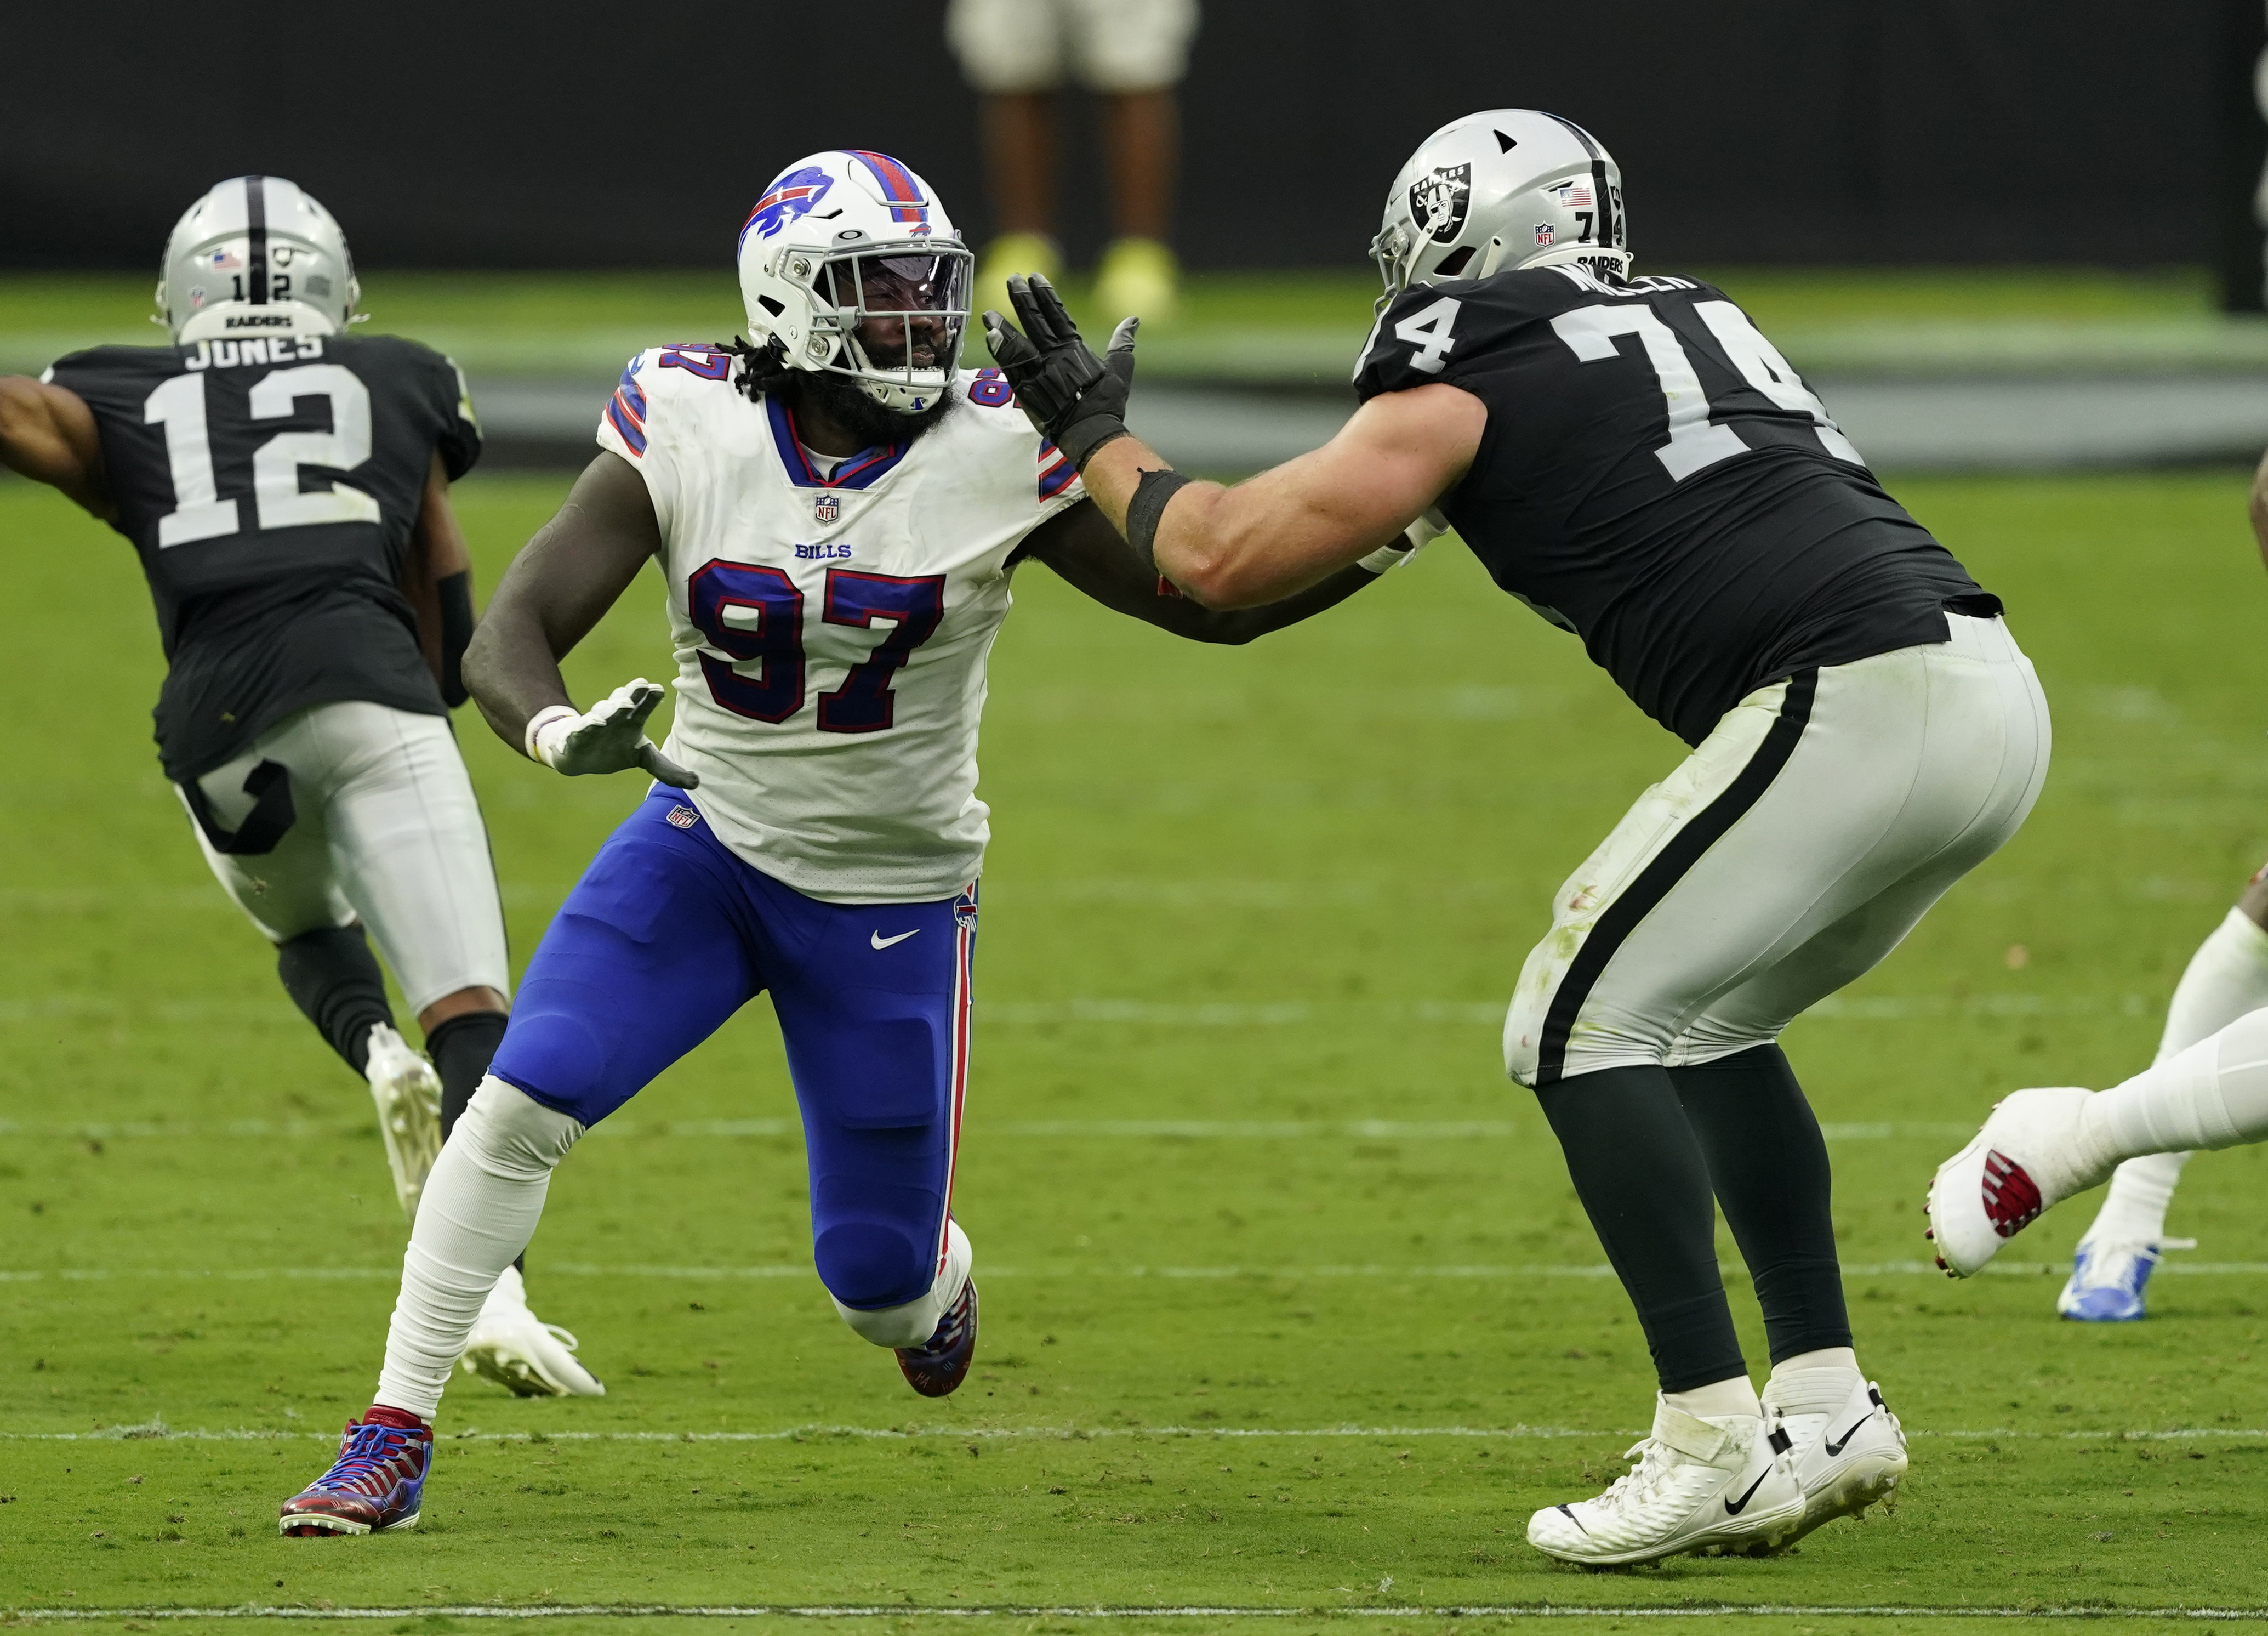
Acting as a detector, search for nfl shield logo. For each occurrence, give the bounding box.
[666,804,700,830]
[1533,222,1555,247]
[813,493,841,525]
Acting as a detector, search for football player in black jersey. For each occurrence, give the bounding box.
[986,109,2051,1565]
[0,175,601,1401]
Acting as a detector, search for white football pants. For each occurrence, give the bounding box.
[947,0,1199,92]
[178,700,510,1014]
[1506,615,2051,1086]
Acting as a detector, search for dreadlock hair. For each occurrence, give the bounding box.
[720,334,796,403]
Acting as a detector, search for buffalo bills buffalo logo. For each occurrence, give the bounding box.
[1409,163,1472,244]
[744,167,835,245]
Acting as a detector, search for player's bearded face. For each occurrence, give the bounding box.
[798,254,964,445]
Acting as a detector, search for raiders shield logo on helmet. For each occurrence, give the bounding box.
[1409,164,1473,244]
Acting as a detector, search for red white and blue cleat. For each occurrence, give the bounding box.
[278,1415,431,1536]
[896,1276,978,1398]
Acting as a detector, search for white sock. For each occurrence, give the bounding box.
[2078,1150,2190,1246]
[2071,910,2268,1247]
[2155,908,2268,1061]
[1662,1374,1759,1421]
[2080,1008,2268,1177]
[374,1078,584,1419]
[1765,1348,1861,1417]
[833,1219,972,1349]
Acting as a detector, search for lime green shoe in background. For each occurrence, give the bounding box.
[1094,236,1181,326]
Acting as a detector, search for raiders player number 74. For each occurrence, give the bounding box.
[0,175,602,1401]
[985,110,2052,1567]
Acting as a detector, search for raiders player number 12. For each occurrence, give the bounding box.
[0,175,600,1400]
[985,110,2052,1567]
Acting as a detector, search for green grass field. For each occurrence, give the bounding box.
[5,465,2268,1634]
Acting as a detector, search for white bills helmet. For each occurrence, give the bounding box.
[1369,110,1631,312]
[736,150,973,413]
[156,175,361,343]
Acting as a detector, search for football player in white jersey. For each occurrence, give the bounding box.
[278,147,1417,1536]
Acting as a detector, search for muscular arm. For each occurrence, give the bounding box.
[0,376,116,520]
[1017,497,1389,644]
[1078,383,1486,610]
[464,450,662,754]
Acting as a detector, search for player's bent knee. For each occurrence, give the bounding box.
[815,1222,932,1315]
[454,1076,585,1179]
[827,1219,972,1349]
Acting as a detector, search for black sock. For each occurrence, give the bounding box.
[1534,1064,1747,1393]
[1669,1044,1851,1365]
[277,927,394,1075]
[426,1010,509,1138]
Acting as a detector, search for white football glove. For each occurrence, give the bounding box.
[522,679,699,789]
[1358,507,1450,574]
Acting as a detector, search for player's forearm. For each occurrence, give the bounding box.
[463,604,575,758]
[1179,560,1391,644]
[1084,436,1386,611]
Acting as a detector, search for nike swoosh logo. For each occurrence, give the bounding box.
[1723,1469,1773,1515]
[870,929,920,950]
[1823,1412,1873,1457]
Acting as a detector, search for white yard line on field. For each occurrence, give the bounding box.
[4,1602,2267,1622]
[7,1259,2265,1283]
[0,1116,1984,1140]
[7,1421,2267,1445]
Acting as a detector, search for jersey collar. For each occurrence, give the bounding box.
[765,394,910,491]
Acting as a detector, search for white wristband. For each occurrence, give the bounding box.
[523,705,579,765]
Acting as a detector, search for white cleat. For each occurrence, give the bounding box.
[1526,1399,1805,1567]
[459,1265,605,1398]
[364,1023,443,1224]
[1926,1087,2115,1276]
[1761,1374,1907,1544]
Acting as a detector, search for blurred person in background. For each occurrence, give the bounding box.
[949,0,1198,326]
[0,175,601,1403]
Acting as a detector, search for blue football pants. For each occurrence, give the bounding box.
[490,788,975,1313]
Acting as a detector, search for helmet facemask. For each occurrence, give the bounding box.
[801,244,973,413]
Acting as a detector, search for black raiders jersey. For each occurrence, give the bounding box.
[45,332,481,780]
[1354,265,1990,745]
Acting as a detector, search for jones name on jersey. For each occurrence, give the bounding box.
[595,348,1082,903]
[45,333,480,779]
[1355,265,1990,745]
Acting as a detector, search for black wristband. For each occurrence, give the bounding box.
[1058,418,1131,472]
[1125,467,1193,572]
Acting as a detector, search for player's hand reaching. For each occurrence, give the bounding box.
[981,274,1137,470]
[523,679,699,789]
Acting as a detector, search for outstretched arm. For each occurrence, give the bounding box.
[0,376,115,520]
[1017,497,1411,644]
[1078,383,1484,610]
[465,450,693,785]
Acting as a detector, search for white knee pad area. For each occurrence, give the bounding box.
[834,1219,972,1349]
[455,1075,586,1177]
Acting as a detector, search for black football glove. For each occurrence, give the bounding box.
[981,272,1138,470]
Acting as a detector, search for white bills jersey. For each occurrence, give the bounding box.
[595,349,1083,902]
